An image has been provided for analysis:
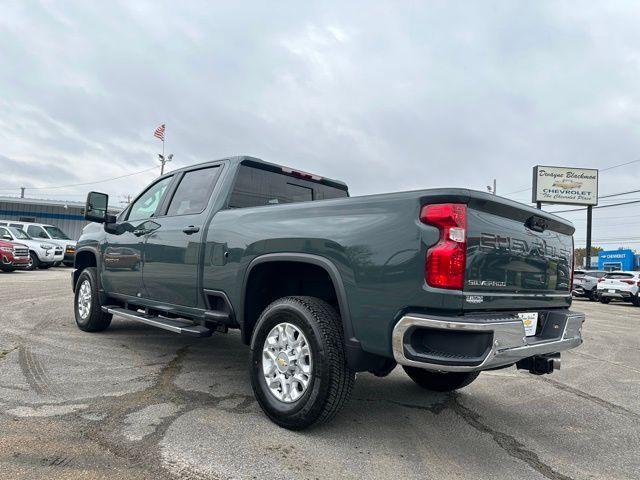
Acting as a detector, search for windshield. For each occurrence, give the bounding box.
[9,227,31,240]
[44,226,70,240]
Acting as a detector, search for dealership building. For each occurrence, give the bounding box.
[0,196,119,240]
[598,249,640,271]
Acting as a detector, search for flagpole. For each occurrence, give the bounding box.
[156,123,171,175]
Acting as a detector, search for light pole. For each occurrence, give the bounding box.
[158,153,173,175]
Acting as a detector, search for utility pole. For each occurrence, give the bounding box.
[486,179,497,195]
[20,186,25,198]
[493,178,496,195]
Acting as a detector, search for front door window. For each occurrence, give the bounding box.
[128,176,172,221]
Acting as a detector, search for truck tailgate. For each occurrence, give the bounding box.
[464,197,574,310]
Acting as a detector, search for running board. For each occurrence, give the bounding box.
[102,307,212,337]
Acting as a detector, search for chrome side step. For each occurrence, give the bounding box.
[102,307,212,337]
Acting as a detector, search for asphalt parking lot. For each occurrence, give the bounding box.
[1,268,639,479]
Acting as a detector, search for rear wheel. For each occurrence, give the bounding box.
[633,295,640,307]
[250,296,355,430]
[1,265,16,272]
[588,289,598,301]
[403,366,480,392]
[599,297,611,304]
[24,252,39,271]
[74,267,112,332]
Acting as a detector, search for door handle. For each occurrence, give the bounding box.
[182,225,200,235]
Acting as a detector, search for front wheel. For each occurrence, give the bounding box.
[250,296,355,430]
[24,252,39,271]
[74,267,112,332]
[599,296,611,304]
[403,366,480,392]
[1,265,16,272]
[589,289,598,301]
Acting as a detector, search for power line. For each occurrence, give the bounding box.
[0,166,158,192]
[550,198,640,214]
[599,188,640,199]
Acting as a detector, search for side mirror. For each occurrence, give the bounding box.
[85,191,109,223]
[2,234,11,241]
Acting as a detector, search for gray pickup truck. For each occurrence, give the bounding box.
[72,156,584,429]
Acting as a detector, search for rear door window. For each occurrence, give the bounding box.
[166,166,221,216]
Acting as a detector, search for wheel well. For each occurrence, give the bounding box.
[242,261,340,344]
[72,250,97,291]
[75,250,97,270]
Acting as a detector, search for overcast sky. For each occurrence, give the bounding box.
[2,1,640,252]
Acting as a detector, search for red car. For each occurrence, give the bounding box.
[0,240,30,272]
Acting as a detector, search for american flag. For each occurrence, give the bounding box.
[153,124,165,141]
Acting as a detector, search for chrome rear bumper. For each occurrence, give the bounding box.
[392,311,584,373]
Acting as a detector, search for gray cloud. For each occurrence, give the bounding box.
[1,1,640,248]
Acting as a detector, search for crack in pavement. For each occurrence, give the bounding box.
[539,376,640,421]
[569,350,640,375]
[449,394,576,480]
[77,344,256,479]
[0,346,17,361]
[356,393,575,480]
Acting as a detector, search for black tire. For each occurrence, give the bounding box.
[633,296,640,307]
[250,296,355,430]
[403,366,480,392]
[39,263,52,270]
[74,267,112,332]
[24,252,39,271]
[1,265,15,272]
[599,297,611,304]
[63,262,74,267]
[589,289,598,301]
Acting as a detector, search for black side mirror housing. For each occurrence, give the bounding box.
[85,191,110,223]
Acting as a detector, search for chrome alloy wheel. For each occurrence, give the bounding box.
[262,322,313,403]
[77,279,92,319]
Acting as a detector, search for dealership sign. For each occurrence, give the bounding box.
[532,165,598,206]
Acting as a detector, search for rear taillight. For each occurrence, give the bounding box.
[420,203,467,290]
[622,279,635,285]
[598,278,605,282]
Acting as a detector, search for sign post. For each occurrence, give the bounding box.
[532,165,599,269]
[586,205,593,268]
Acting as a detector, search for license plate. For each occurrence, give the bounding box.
[518,312,538,337]
[608,289,616,293]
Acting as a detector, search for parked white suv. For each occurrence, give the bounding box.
[0,220,76,266]
[0,226,62,270]
[596,271,640,306]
